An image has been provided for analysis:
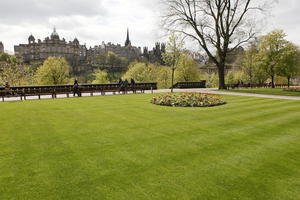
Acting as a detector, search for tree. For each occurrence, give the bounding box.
[93,51,129,72]
[122,62,150,82]
[0,53,17,64]
[175,54,200,82]
[162,32,184,92]
[201,72,219,88]
[36,57,70,85]
[163,0,266,89]
[0,53,34,86]
[0,62,34,86]
[92,70,110,84]
[225,70,246,85]
[242,44,260,84]
[157,66,172,89]
[123,62,173,89]
[277,42,300,87]
[257,30,288,88]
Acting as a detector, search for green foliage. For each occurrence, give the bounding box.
[35,57,70,85]
[122,62,173,89]
[241,30,300,86]
[225,71,247,85]
[242,44,266,84]
[200,72,219,88]
[30,61,43,71]
[276,42,300,86]
[0,62,35,86]
[225,71,235,85]
[0,53,34,86]
[0,53,17,64]
[91,70,110,84]
[162,32,184,68]
[122,62,152,82]
[151,93,226,107]
[175,54,201,82]
[94,51,129,69]
[257,30,288,86]
[156,66,172,89]
[162,32,185,91]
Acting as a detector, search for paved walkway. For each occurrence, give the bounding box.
[167,88,300,101]
[2,88,300,102]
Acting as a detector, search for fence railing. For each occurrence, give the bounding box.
[226,83,289,89]
[0,82,157,102]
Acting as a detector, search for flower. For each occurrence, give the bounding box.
[150,92,226,107]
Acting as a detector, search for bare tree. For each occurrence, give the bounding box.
[162,0,267,89]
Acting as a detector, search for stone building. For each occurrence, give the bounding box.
[87,29,142,64]
[142,42,166,65]
[0,42,4,53]
[14,28,166,75]
[14,28,88,74]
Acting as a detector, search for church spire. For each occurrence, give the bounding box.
[125,28,131,47]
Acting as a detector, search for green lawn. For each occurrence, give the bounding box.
[222,88,300,96]
[0,94,299,200]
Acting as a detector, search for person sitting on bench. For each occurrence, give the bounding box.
[130,78,135,85]
[4,82,12,95]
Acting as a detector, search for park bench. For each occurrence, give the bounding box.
[172,81,206,89]
[0,89,23,101]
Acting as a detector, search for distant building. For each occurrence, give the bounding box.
[0,41,4,53]
[14,28,87,74]
[142,42,166,65]
[124,28,131,47]
[14,28,169,75]
[88,29,142,64]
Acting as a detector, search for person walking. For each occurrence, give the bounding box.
[73,80,81,97]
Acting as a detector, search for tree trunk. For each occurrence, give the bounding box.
[271,76,275,88]
[287,77,290,88]
[218,64,226,89]
[171,67,175,93]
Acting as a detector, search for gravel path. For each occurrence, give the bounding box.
[2,88,300,102]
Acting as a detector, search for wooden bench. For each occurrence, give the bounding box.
[172,81,206,89]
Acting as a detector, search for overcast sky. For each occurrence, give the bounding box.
[0,0,299,53]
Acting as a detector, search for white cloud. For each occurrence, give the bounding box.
[0,0,299,53]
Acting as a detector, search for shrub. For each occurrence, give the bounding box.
[150,93,226,107]
[283,87,300,92]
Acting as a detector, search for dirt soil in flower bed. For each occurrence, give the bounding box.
[150,92,226,107]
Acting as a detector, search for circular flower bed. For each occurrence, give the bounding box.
[150,92,226,107]
[283,87,300,92]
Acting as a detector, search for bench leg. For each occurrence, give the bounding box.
[38,94,41,100]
